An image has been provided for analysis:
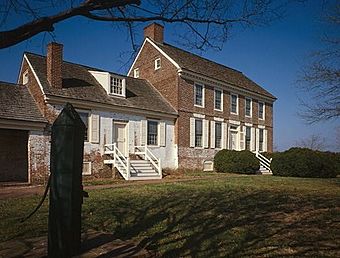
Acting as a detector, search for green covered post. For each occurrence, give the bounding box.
[48,103,85,257]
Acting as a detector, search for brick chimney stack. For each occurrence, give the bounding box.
[47,42,63,89]
[144,23,164,43]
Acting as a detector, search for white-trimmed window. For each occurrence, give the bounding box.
[245,126,251,150]
[194,83,204,107]
[259,102,265,120]
[110,76,125,96]
[23,70,29,85]
[214,89,223,111]
[231,94,238,114]
[147,120,158,145]
[245,98,252,117]
[82,162,92,175]
[155,58,161,70]
[215,122,222,149]
[134,68,139,78]
[78,111,90,142]
[259,128,264,151]
[195,119,203,147]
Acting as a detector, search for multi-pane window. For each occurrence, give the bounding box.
[259,102,264,119]
[215,122,222,149]
[155,58,161,70]
[231,94,238,114]
[245,98,252,117]
[110,77,123,95]
[245,126,251,150]
[214,89,222,110]
[195,84,204,107]
[195,119,203,147]
[134,68,139,78]
[259,128,264,152]
[147,120,158,145]
[78,111,89,141]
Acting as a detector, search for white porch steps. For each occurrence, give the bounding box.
[254,151,273,175]
[129,160,161,180]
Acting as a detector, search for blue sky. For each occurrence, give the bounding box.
[0,1,338,151]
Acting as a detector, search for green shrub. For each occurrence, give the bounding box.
[271,148,338,178]
[214,150,259,174]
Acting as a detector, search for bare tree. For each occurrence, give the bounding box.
[298,1,340,123]
[0,0,298,50]
[295,134,327,151]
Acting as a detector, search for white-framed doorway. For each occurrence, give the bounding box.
[229,125,238,150]
[113,121,128,156]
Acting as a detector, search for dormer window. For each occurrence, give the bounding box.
[155,58,161,70]
[110,76,126,97]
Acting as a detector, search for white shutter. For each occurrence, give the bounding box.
[251,127,256,151]
[90,113,100,143]
[239,126,245,150]
[256,128,260,151]
[203,119,209,148]
[159,121,166,147]
[222,122,227,149]
[263,129,268,152]
[140,120,147,146]
[210,121,215,149]
[190,118,195,147]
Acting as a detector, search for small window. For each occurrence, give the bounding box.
[259,102,265,120]
[110,76,125,96]
[259,128,264,152]
[245,98,252,117]
[245,126,251,150]
[214,89,222,111]
[215,122,222,149]
[23,70,29,85]
[195,119,203,147]
[194,83,204,107]
[134,68,139,78]
[231,94,238,114]
[78,111,89,141]
[155,58,161,70]
[82,162,92,175]
[147,120,158,145]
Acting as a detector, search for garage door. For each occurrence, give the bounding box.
[0,129,28,182]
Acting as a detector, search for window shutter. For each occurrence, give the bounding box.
[159,121,166,147]
[263,129,268,152]
[256,128,260,151]
[222,122,227,149]
[210,121,215,149]
[190,118,195,147]
[203,119,209,148]
[90,113,100,143]
[251,127,256,151]
[140,120,147,146]
[239,126,245,150]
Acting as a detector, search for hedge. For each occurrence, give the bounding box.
[271,148,338,178]
[214,150,259,174]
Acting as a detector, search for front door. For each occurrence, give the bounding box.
[113,122,127,156]
[229,131,238,150]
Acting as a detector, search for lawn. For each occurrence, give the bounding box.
[0,175,339,257]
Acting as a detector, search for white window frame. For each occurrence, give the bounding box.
[214,88,223,111]
[194,83,205,108]
[245,126,251,150]
[245,98,252,117]
[147,119,159,146]
[258,101,265,120]
[133,68,139,78]
[82,161,92,175]
[22,70,29,85]
[194,118,203,148]
[77,109,90,142]
[215,121,223,149]
[154,58,161,70]
[229,124,239,150]
[230,94,238,115]
[110,76,126,97]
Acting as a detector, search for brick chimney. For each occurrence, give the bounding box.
[144,23,164,43]
[47,42,63,89]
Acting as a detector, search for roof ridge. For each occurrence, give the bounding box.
[159,42,243,74]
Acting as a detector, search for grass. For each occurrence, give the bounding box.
[1,175,339,257]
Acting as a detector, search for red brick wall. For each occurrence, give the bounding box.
[47,42,63,89]
[144,23,164,43]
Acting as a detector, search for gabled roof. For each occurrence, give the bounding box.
[148,39,276,100]
[24,53,177,116]
[0,81,46,123]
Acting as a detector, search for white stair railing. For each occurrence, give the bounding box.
[255,151,272,172]
[134,145,162,177]
[104,143,130,180]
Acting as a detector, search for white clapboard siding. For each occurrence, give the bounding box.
[251,127,256,151]
[159,121,166,147]
[210,121,215,149]
[90,113,100,143]
[239,126,245,150]
[140,120,147,146]
[190,117,195,147]
[222,122,227,149]
[263,129,268,152]
[203,119,209,148]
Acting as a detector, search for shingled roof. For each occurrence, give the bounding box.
[25,53,177,116]
[154,41,276,100]
[0,82,46,123]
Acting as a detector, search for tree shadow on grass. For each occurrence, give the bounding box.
[83,188,340,257]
